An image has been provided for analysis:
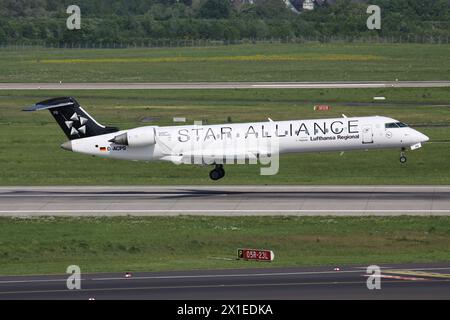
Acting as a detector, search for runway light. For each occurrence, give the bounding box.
[333,267,341,271]
[88,297,95,301]
[125,272,132,278]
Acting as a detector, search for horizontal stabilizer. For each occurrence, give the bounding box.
[23,97,76,112]
[23,97,119,140]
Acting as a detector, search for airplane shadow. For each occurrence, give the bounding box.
[4,189,448,201]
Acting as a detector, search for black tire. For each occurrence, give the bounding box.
[209,169,222,181]
[400,156,407,163]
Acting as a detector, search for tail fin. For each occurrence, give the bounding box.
[24,97,119,140]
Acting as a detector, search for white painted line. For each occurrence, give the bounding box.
[0,278,68,284]
[252,84,386,88]
[90,267,450,281]
[0,282,365,295]
[0,270,362,285]
[92,270,362,282]
[0,185,449,190]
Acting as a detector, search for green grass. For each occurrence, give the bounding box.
[1,88,450,185]
[0,216,449,275]
[0,43,449,82]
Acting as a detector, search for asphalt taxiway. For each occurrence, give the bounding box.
[1,263,449,299]
[1,81,450,90]
[0,185,449,216]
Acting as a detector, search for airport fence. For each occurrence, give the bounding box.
[0,35,449,50]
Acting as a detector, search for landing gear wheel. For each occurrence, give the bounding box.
[209,165,225,181]
[399,151,407,164]
[209,169,222,181]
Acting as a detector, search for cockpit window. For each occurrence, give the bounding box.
[385,122,409,129]
[385,123,399,129]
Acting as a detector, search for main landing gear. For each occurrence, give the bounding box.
[209,164,225,181]
[400,149,407,164]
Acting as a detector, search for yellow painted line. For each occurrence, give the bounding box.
[36,54,383,64]
[384,269,450,279]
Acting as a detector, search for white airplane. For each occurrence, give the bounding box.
[25,97,429,180]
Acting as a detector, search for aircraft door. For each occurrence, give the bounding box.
[362,125,374,144]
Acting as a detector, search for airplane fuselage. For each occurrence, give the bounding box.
[26,97,430,180]
[64,115,429,164]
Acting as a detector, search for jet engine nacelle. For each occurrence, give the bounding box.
[109,127,157,147]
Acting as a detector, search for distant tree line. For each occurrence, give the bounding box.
[0,0,449,44]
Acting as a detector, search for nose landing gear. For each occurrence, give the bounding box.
[209,164,225,180]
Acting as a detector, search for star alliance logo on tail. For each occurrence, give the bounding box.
[65,112,88,136]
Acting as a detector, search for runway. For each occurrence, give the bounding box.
[0,81,450,90]
[1,263,449,299]
[0,185,449,216]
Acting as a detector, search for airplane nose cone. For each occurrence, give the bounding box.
[420,133,429,143]
[60,141,72,151]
